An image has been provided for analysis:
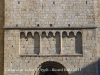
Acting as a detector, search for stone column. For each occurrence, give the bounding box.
[39,33,42,54]
[60,32,62,54]
[19,31,21,55]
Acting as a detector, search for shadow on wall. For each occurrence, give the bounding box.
[70,60,98,75]
[38,60,99,75]
[0,0,4,75]
[98,59,100,75]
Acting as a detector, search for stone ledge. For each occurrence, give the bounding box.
[4,26,97,30]
[19,54,83,57]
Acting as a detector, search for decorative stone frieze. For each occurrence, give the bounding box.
[19,29,83,56]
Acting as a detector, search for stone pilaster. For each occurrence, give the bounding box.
[39,33,42,54]
[60,32,62,54]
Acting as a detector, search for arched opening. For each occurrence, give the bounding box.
[41,32,48,54]
[69,32,74,38]
[20,32,25,39]
[62,31,67,38]
[44,71,57,75]
[42,32,47,38]
[47,32,56,54]
[62,31,68,54]
[20,32,34,54]
[38,61,68,75]
[48,32,54,38]
[55,32,60,54]
[34,32,40,54]
[75,32,82,54]
[27,32,33,39]
[68,32,75,54]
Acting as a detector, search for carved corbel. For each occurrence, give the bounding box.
[25,31,28,37]
[46,31,49,37]
[67,31,70,36]
[31,31,35,37]
[52,30,55,37]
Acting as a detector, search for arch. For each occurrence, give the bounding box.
[41,31,48,54]
[48,32,54,38]
[34,32,39,36]
[62,31,68,54]
[34,32,40,54]
[34,59,71,72]
[20,32,25,39]
[69,32,75,38]
[62,31,67,38]
[67,32,76,54]
[42,32,47,38]
[77,31,82,34]
[55,32,60,54]
[27,32,33,38]
[35,61,69,75]
[75,32,82,54]
[20,32,27,54]
[55,31,60,35]
[76,31,82,34]
[48,32,56,54]
[62,31,67,34]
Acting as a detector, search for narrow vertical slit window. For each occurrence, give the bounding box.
[34,32,40,54]
[55,32,60,54]
[75,32,82,54]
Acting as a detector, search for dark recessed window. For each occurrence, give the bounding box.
[68,24,70,27]
[86,1,87,4]
[53,1,55,4]
[37,24,39,27]
[50,24,52,27]
[16,24,18,27]
[18,1,20,4]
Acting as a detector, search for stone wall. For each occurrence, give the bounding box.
[94,0,100,74]
[4,0,100,75]
[5,0,95,28]
[0,0,4,75]
[4,29,98,75]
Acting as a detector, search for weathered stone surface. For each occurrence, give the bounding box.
[4,29,97,75]
[2,0,100,75]
[4,0,95,28]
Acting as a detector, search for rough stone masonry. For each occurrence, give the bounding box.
[2,0,100,75]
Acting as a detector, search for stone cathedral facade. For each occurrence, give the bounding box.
[0,0,100,75]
